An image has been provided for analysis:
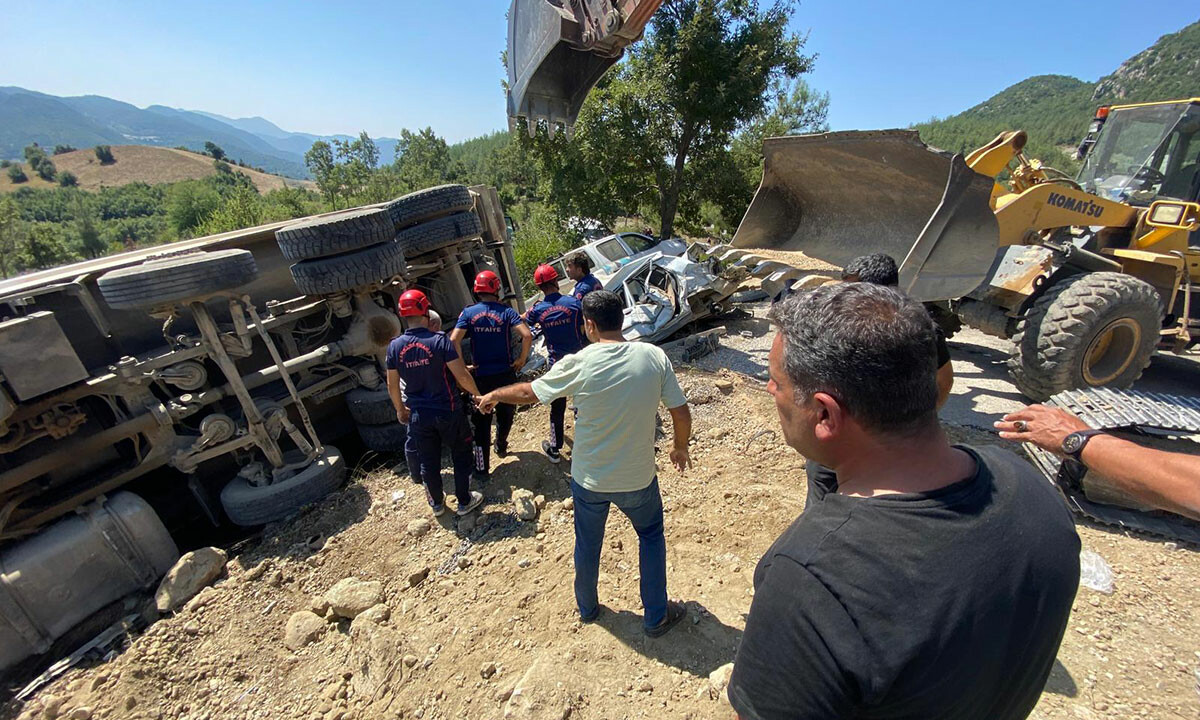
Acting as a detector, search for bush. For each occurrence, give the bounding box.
[53,145,76,155]
[1,160,10,168]
[58,171,78,187]
[94,145,115,164]
[512,204,571,295]
[213,159,232,174]
[7,165,27,183]
[166,181,221,234]
[34,159,56,181]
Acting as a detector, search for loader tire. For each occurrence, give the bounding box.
[345,387,397,425]
[289,239,406,296]
[274,208,394,262]
[98,249,257,310]
[1008,272,1162,401]
[385,184,473,230]
[395,211,483,257]
[357,421,408,453]
[220,447,346,526]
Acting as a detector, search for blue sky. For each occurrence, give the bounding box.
[0,1,1190,143]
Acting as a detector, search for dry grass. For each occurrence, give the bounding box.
[0,145,314,194]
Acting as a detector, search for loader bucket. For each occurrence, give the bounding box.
[506,0,661,133]
[733,130,1000,301]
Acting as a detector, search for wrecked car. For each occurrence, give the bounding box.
[609,247,738,343]
[543,232,688,294]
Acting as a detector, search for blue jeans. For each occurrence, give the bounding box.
[570,477,667,628]
[408,407,473,506]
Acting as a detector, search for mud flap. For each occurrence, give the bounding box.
[732,130,1000,301]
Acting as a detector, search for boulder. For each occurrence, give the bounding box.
[284,611,327,651]
[348,619,403,697]
[155,547,227,613]
[324,577,384,619]
[512,489,538,521]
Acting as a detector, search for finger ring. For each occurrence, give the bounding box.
[1013,420,1028,432]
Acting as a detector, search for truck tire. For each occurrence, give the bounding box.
[395,211,483,257]
[385,184,473,230]
[98,249,258,310]
[357,421,408,453]
[275,208,394,262]
[220,446,346,526]
[346,387,397,425]
[289,239,406,295]
[1008,272,1162,401]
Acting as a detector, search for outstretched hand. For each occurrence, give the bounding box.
[475,393,498,414]
[994,404,1089,455]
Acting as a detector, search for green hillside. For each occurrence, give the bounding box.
[915,20,1200,171]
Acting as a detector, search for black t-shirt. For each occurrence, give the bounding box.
[728,445,1080,720]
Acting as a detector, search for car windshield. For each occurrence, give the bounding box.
[621,233,657,254]
[595,238,629,262]
[1078,102,1198,204]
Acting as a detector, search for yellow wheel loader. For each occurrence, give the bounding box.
[735,99,1200,400]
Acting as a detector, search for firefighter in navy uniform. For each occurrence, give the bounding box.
[449,270,533,482]
[524,264,586,463]
[387,289,485,517]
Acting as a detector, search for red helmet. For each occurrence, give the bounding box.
[473,270,502,295]
[397,289,430,317]
[534,264,559,285]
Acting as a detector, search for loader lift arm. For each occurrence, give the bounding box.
[507,0,663,134]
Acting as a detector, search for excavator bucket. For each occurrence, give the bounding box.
[506,0,661,133]
[733,130,1000,301]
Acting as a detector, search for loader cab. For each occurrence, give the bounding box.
[1077,99,1200,207]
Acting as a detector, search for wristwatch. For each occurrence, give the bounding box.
[1061,429,1105,460]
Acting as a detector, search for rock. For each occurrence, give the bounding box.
[244,563,269,581]
[533,495,546,510]
[517,558,532,569]
[407,519,431,537]
[408,567,430,588]
[708,662,734,692]
[561,497,574,512]
[357,604,391,624]
[184,586,219,613]
[348,619,404,698]
[706,427,729,442]
[155,547,227,612]
[715,379,734,394]
[324,578,385,619]
[284,611,327,650]
[265,570,284,588]
[480,662,497,679]
[123,696,138,711]
[403,654,419,668]
[512,489,538,521]
[638,678,654,692]
[65,709,91,720]
[457,556,472,569]
[310,596,332,616]
[458,513,477,533]
[183,621,201,636]
[41,696,63,719]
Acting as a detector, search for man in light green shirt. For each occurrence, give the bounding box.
[476,290,692,637]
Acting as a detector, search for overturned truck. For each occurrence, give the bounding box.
[0,184,521,672]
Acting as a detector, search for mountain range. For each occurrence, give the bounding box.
[915,20,1200,166]
[0,87,402,179]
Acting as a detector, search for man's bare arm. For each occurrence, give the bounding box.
[513,323,533,370]
[996,404,1200,520]
[477,382,540,414]
[447,358,482,397]
[386,369,408,424]
[668,404,692,472]
[449,328,468,366]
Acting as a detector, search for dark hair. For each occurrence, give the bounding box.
[768,282,938,436]
[566,253,591,273]
[842,253,899,286]
[537,280,559,295]
[581,290,623,332]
